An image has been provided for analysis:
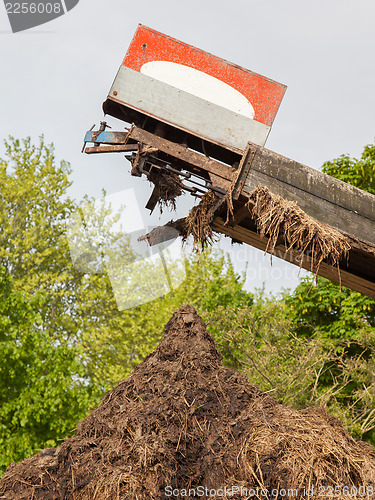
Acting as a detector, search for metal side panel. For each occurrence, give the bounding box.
[107,66,271,151]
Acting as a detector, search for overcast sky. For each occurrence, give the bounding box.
[1,0,374,296]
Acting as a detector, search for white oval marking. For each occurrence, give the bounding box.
[140,61,255,119]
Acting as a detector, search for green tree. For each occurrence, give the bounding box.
[206,293,333,408]
[0,266,97,473]
[0,136,255,471]
[0,137,115,471]
[0,137,79,340]
[285,142,375,442]
[321,143,375,194]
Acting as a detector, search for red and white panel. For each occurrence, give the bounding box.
[107,25,286,150]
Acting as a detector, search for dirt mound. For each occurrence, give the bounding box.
[1,306,375,499]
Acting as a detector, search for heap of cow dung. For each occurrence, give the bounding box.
[1,305,375,499]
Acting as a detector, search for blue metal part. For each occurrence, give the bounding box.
[84,130,126,144]
[82,123,136,154]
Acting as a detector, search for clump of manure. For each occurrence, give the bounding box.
[247,185,351,279]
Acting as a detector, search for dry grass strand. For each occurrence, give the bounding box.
[247,186,351,279]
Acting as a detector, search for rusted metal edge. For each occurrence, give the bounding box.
[85,144,138,154]
[231,142,259,200]
[128,126,234,182]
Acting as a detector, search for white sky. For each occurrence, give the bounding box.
[1,0,374,296]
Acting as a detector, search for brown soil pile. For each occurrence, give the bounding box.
[1,306,375,499]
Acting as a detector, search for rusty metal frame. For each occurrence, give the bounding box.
[84,125,237,198]
[83,126,264,206]
[231,142,259,200]
[127,126,235,183]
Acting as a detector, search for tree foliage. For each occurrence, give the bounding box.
[321,143,375,194]
[0,136,255,471]
[0,137,114,471]
[0,266,98,473]
[284,142,375,442]
[207,295,332,407]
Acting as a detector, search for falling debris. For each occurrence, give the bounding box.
[138,190,220,250]
[179,190,219,249]
[148,190,220,250]
[148,168,184,213]
[1,306,374,499]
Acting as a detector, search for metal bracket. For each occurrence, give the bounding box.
[231,142,258,200]
[94,121,111,146]
[82,124,137,154]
